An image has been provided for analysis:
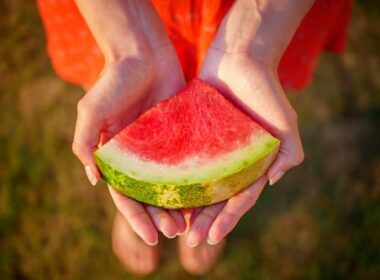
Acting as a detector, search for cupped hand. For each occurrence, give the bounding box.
[186,47,304,246]
[72,41,187,245]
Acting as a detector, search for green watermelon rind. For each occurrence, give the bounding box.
[95,136,280,208]
[95,132,278,185]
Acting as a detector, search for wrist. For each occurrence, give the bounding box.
[201,48,280,103]
[206,41,279,77]
[210,23,283,68]
[101,50,155,86]
[102,40,152,66]
[75,0,157,66]
[210,39,282,69]
[211,0,314,68]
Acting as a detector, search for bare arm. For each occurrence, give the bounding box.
[72,0,186,244]
[212,0,314,64]
[188,0,314,247]
[202,0,314,186]
[74,0,170,62]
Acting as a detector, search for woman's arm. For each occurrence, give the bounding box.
[187,0,314,247]
[74,0,169,63]
[212,0,314,65]
[204,0,314,187]
[72,0,186,244]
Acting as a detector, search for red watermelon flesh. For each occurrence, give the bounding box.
[115,79,263,164]
[95,79,280,208]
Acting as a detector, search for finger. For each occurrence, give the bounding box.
[207,176,267,245]
[268,132,304,186]
[72,97,102,185]
[145,206,179,238]
[108,186,158,246]
[188,207,204,226]
[186,202,226,247]
[167,210,187,234]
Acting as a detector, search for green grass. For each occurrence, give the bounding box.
[1,1,380,279]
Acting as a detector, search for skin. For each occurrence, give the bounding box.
[72,0,187,244]
[187,0,314,247]
[71,0,314,274]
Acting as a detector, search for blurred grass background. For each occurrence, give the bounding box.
[1,1,380,279]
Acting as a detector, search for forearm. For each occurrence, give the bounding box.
[74,0,168,63]
[213,0,314,65]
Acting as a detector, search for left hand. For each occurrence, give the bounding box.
[186,176,267,247]
[185,0,313,247]
[186,46,304,247]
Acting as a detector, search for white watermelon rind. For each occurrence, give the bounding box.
[95,135,280,208]
[96,132,278,185]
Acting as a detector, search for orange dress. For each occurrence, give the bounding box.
[37,0,352,90]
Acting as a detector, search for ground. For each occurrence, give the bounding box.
[0,1,380,279]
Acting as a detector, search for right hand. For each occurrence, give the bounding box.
[72,40,187,245]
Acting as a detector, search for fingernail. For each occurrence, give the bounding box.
[177,225,187,235]
[146,239,158,246]
[186,233,199,247]
[186,230,199,248]
[85,165,98,186]
[165,232,177,239]
[186,239,199,247]
[177,230,185,236]
[207,237,219,245]
[269,170,285,186]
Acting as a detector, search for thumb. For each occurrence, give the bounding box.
[72,98,101,186]
[267,133,304,186]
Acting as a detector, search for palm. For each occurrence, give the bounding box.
[85,47,185,144]
[108,48,187,243]
[74,43,187,244]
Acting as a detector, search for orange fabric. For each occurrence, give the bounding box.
[151,0,234,81]
[37,0,352,91]
[37,0,104,88]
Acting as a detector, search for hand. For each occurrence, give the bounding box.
[185,0,312,246]
[72,49,187,244]
[186,47,304,246]
[72,0,187,244]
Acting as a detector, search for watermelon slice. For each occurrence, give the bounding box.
[95,79,280,208]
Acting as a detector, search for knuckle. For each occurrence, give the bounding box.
[221,209,239,225]
[215,218,233,237]
[128,210,146,223]
[153,211,168,223]
[293,149,305,166]
[147,207,167,223]
[288,108,299,124]
[245,191,259,207]
[77,96,100,119]
[200,211,216,223]
[76,98,91,116]
[299,149,305,162]
[71,141,82,157]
